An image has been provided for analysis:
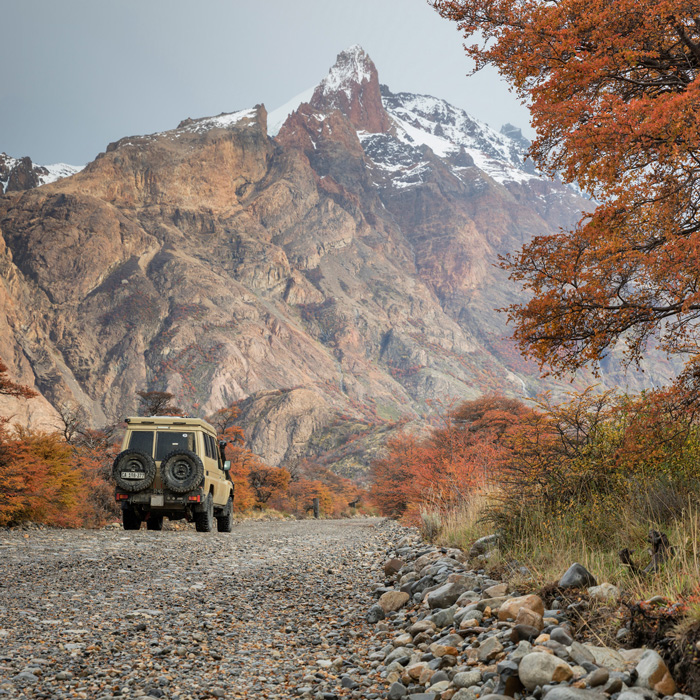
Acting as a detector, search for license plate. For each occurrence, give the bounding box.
[150,495,164,507]
[121,471,145,480]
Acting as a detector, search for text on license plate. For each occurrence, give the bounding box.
[121,471,145,480]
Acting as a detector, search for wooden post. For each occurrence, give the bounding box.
[312,497,320,519]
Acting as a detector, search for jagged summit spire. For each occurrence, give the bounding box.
[309,45,390,133]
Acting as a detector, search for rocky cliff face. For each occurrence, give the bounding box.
[0,47,668,474]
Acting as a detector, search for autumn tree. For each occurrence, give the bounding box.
[136,391,183,417]
[432,0,700,384]
[247,465,291,506]
[0,358,37,401]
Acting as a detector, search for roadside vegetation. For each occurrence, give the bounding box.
[0,363,370,527]
[370,392,700,620]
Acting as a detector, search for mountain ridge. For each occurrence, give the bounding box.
[0,46,671,474]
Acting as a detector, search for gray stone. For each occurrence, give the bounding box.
[12,672,38,683]
[452,689,479,700]
[569,641,596,666]
[366,604,386,623]
[427,581,473,609]
[586,667,609,687]
[453,670,481,688]
[542,688,607,700]
[469,534,499,558]
[558,563,597,589]
[518,652,574,690]
[385,646,413,665]
[430,604,457,628]
[406,694,437,700]
[478,635,503,662]
[635,649,676,695]
[550,627,573,646]
[387,682,407,700]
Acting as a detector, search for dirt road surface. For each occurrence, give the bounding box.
[0,518,401,700]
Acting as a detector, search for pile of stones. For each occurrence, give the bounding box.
[365,533,696,700]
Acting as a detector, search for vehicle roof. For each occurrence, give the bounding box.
[124,416,218,435]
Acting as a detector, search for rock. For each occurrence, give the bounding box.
[408,620,436,636]
[430,605,457,628]
[469,534,499,558]
[512,624,541,642]
[583,645,626,672]
[511,640,533,661]
[428,680,451,693]
[452,689,480,700]
[13,672,38,683]
[518,652,574,690]
[385,646,413,665]
[367,604,386,623]
[498,594,545,621]
[478,635,504,662]
[586,667,609,687]
[634,649,676,695]
[568,641,595,666]
[385,558,406,577]
[587,583,620,602]
[550,627,573,646]
[558,563,597,589]
[542,688,607,700]
[428,581,474,609]
[514,606,544,631]
[379,591,410,613]
[453,670,482,688]
[484,583,508,598]
[388,681,408,699]
[406,694,437,700]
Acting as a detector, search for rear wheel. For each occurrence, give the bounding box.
[216,496,233,533]
[112,450,157,493]
[146,515,163,531]
[195,493,214,532]
[122,508,142,531]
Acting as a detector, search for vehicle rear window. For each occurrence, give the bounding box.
[128,431,154,456]
[155,432,196,461]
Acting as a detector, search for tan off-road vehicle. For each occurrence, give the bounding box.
[112,416,234,532]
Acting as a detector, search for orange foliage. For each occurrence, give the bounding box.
[0,425,84,527]
[432,0,700,384]
[370,396,535,517]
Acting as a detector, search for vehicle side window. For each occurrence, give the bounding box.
[155,432,195,461]
[128,431,154,456]
[203,433,212,459]
[207,434,217,462]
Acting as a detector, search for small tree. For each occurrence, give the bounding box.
[0,358,37,401]
[136,391,183,417]
[247,465,291,506]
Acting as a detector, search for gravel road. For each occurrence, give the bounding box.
[0,518,401,700]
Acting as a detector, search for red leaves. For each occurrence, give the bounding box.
[433,0,700,385]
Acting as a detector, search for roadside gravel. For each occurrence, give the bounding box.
[0,518,403,700]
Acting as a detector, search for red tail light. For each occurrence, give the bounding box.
[188,495,201,502]
[115,493,129,501]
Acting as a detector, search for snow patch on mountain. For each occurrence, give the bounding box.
[37,163,84,186]
[267,86,316,137]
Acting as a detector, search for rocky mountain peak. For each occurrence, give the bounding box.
[309,45,390,133]
[0,152,83,193]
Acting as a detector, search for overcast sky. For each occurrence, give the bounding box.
[1,0,533,166]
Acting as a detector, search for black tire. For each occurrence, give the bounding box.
[216,496,233,533]
[160,450,205,494]
[195,493,214,532]
[122,508,142,530]
[146,515,163,531]
[112,450,157,493]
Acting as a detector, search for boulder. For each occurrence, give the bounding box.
[518,652,574,690]
[366,604,385,623]
[469,534,499,558]
[378,591,410,613]
[478,635,504,662]
[428,581,473,609]
[498,594,545,621]
[583,645,626,672]
[514,606,544,631]
[542,688,607,700]
[558,563,597,589]
[634,649,676,695]
[587,582,620,602]
[384,558,406,577]
[453,670,482,688]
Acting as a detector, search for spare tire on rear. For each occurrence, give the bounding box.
[112,449,157,492]
[160,450,204,493]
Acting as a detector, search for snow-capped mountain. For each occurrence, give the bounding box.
[0,152,83,193]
